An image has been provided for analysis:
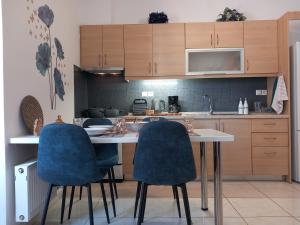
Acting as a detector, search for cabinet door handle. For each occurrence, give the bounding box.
[264,123,276,126]
[104,54,107,65]
[216,34,219,46]
[246,60,250,71]
[99,54,102,67]
[154,62,158,74]
[148,62,152,74]
[221,122,224,132]
[264,137,277,141]
[211,34,213,47]
[264,152,277,156]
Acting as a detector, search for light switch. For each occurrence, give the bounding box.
[256,90,262,95]
[148,92,154,97]
[261,90,268,95]
[142,92,148,97]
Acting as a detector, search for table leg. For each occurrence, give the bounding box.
[214,142,223,225]
[200,142,208,211]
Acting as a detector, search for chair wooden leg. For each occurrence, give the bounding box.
[181,184,192,225]
[68,186,75,219]
[134,181,142,218]
[60,186,67,224]
[141,183,148,223]
[137,183,148,225]
[108,170,117,217]
[79,186,83,200]
[87,184,95,225]
[173,185,181,218]
[100,182,110,224]
[40,184,53,225]
[111,167,118,199]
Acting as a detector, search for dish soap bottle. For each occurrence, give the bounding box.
[243,98,249,115]
[238,98,244,115]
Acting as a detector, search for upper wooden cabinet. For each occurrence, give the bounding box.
[102,25,124,67]
[185,22,243,49]
[80,25,124,68]
[80,25,102,68]
[220,119,252,176]
[244,20,278,74]
[153,24,185,76]
[185,22,215,49]
[214,22,244,48]
[124,24,153,77]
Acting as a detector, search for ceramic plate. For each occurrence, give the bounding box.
[84,127,110,135]
[88,125,114,129]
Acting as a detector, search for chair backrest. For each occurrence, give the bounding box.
[37,123,100,186]
[82,118,112,128]
[133,121,196,185]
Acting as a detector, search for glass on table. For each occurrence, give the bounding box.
[184,118,194,133]
[73,118,83,126]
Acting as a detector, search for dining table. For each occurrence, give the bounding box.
[10,128,234,225]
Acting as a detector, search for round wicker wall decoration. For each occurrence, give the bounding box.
[20,95,44,133]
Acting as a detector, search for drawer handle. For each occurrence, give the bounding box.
[264,137,277,141]
[264,123,276,126]
[264,152,277,156]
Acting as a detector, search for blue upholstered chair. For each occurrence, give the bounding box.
[37,124,111,225]
[133,121,196,225]
[81,118,119,217]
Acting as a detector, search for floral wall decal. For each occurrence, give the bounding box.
[27,1,68,110]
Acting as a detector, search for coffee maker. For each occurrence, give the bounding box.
[168,96,181,113]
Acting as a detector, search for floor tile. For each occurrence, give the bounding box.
[223,182,265,198]
[250,181,300,198]
[228,198,289,217]
[272,198,300,217]
[245,217,300,225]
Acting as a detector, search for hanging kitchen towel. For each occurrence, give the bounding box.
[271,75,288,114]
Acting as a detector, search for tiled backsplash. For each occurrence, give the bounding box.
[74,71,268,116]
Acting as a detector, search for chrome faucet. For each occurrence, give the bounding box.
[202,95,213,115]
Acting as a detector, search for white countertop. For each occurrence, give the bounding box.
[10,129,234,145]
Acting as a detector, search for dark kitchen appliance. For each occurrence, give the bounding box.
[133,99,148,115]
[168,96,181,113]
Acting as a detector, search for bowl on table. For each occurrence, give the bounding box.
[126,121,148,132]
[88,125,114,129]
[84,127,110,136]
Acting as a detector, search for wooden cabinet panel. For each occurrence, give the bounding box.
[215,22,244,48]
[220,119,252,176]
[244,20,278,74]
[252,119,288,133]
[153,24,185,76]
[102,25,124,67]
[80,25,102,68]
[124,24,153,77]
[185,23,215,49]
[252,133,288,147]
[122,143,136,180]
[253,147,288,175]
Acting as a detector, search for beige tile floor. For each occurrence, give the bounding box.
[35,181,300,225]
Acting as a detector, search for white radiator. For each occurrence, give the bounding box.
[15,159,48,222]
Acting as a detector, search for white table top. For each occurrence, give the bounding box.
[9,129,234,145]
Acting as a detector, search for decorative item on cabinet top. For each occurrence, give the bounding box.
[217,7,247,22]
[148,12,169,24]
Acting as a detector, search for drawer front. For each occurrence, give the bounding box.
[252,133,288,147]
[252,119,288,133]
[253,147,288,175]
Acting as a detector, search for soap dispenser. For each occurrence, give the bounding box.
[243,98,249,115]
[238,98,244,115]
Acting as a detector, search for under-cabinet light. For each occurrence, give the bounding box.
[143,80,178,86]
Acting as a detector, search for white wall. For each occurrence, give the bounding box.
[2,0,79,224]
[78,0,300,24]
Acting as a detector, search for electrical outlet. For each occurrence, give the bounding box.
[261,90,268,95]
[148,92,154,97]
[142,91,148,97]
[256,90,262,95]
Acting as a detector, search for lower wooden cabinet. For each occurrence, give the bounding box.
[122,143,135,180]
[253,147,288,175]
[220,119,252,176]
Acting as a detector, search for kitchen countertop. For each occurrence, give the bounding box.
[122,112,289,120]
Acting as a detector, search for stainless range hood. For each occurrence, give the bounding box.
[81,67,124,75]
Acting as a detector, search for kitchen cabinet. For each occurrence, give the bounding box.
[252,119,289,176]
[122,143,135,179]
[102,25,124,67]
[80,25,102,68]
[185,23,215,49]
[80,25,124,69]
[220,119,252,176]
[244,20,278,74]
[124,24,153,77]
[153,24,185,76]
[214,22,244,48]
[185,22,243,49]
